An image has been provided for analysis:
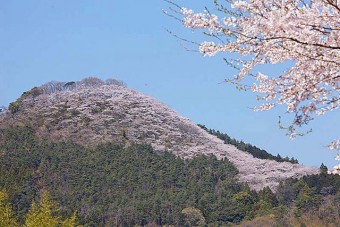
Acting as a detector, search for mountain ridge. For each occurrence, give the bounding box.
[0,79,319,191]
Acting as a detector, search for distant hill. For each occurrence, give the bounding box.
[0,77,318,191]
[3,77,340,227]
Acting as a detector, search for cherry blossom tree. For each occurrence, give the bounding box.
[168,0,340,166]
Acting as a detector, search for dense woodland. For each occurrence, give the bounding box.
[1,125,340,226]
[198,124,299,164]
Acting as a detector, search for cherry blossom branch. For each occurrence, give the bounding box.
[167,0,340,167]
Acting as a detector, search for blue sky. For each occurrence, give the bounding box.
[1,0,339,168]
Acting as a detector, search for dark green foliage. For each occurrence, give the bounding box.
[198,124,299,164]
[0,126,242,226]
[320,163,328,174]
[294,183,321,217]
[274,173,340,226]
[2,125,340,226]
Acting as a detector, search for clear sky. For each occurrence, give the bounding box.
[1,0,339,169]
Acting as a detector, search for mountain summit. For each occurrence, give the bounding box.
[0,77,318,191]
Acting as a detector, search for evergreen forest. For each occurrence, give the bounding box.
[1,126,340,226]
[198,124,299,164]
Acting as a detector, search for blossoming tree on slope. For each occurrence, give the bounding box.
[172,0,340,167]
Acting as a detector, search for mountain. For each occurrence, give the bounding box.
[0,78,318,191]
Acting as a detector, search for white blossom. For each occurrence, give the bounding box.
[178,0,340,164]
[1,80,318,191]
[328,164,340,175]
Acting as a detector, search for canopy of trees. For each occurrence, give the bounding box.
[1,125,340,226]
[7,77,126,114]
[0,190,76,227]
[198,124,299,164]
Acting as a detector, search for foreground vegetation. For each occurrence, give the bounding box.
[0,190,76,227]
[1,126,340,226]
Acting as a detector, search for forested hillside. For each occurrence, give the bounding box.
[198,124,299,164]
[0,78,318,191]
[1,125,340,226]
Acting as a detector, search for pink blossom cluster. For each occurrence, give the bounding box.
[13,83,318,190]
[328,164,340,175]
[179,0,340,162]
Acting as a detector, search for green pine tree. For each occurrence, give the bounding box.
[0,190,18,227]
